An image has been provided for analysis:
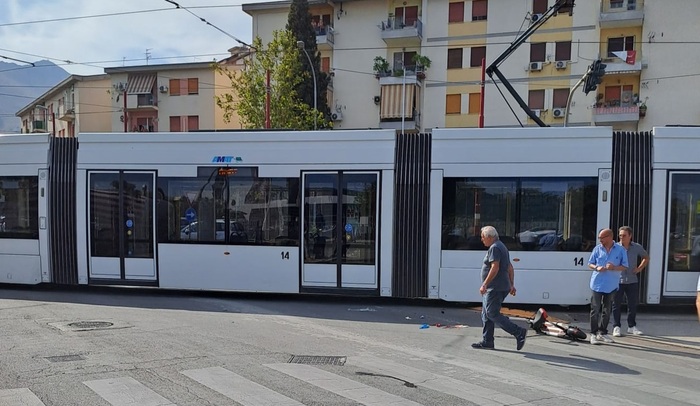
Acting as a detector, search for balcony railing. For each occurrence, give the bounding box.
[380,16,422,44]
[58,104,76,121]
[592,105,640,123]
[600,0,644,28]
[315,26,334,50]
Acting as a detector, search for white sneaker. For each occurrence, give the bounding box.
[590,334,602,345]
[600,334,615,343]
[627,326,643,335]
[612,326,622,337]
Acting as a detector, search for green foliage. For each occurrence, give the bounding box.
[214,30,328,130]
[373,56,390,75]
[412,54,432,70]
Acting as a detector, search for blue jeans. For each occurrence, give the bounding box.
[590,289,617,335]
[612,283,639,328]
[481,289,522,344]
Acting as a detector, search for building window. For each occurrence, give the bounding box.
[446,94,461,114]
[472,0,487,21]
[393,51,417,71]
[447,48,463,69]
[533,0,548,14]
[395,6,419,27]
[553,88,569,108]
[169,78,199,96]
[555,41,571,61]
[528,89,545,110]
[187,115,199,131]
[610,0,624,8]
[607,36,634,57]
[311,14,331,34]
[557,0,574,15]
[449,2,465,23]
[530,43,546,62]
[470,46,486,67]
[468,93,480,114]
[321,57,330,73]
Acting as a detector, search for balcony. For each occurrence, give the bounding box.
[601,55,646,74]
[380,16,422,46]
[126,93,158,111]
[592,105,640,124]
[315,26,334,51]
[58,104,75,121]
[600,0,644,28]
[32,120,46,132]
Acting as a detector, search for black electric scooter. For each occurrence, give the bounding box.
[528,308,587,341]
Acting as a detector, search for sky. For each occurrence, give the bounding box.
[0,0,278,76]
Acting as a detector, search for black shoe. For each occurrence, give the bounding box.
[516,329,527,351]
[471,341,494,349]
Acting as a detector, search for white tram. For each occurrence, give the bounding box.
[0,127,699,305]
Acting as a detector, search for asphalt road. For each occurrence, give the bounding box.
[0,287,698,406]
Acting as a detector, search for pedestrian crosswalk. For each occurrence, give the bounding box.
[0,352,695,406]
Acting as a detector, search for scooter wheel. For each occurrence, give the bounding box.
[567,327,587,340]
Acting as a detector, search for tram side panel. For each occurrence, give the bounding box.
[0,134,50,285]
[431,127,613,305]
[75,130,396,294]
[647,127,700,303]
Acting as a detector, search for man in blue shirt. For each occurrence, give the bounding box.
[588,228,629,345]
[471,226,527,351]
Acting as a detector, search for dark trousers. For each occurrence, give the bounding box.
[590,289,616,335]
[481,290,522,344]
[612,283,639,328]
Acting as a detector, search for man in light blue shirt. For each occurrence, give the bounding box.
[588,228,628,345]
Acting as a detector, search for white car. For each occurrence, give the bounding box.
[517,228,558,244]
[181,219,247,242]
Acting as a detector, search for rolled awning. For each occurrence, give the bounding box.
[126,74,156,94]
[380,84,415,119]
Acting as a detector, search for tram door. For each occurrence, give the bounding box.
[88,171,157,282]
[302,172,379,290]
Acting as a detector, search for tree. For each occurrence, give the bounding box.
[214,30,324,130]
[286,0,330,120]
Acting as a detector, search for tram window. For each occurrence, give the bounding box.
[0,176,39,239]
[158,175,299,246]
[667,173,700,272]
[441,177,597,252]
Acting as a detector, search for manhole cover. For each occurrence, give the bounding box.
[68,321,114,329]
[46,354,85,363]
[288,355,346,366]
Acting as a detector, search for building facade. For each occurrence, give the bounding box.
[16,75,112,136]
[243,0,700,131]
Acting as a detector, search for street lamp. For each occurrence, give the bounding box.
[296,40,317,130]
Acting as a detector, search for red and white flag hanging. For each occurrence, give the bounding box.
[612,50,636,64]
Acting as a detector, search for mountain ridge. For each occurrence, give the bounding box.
[0,60,70,133]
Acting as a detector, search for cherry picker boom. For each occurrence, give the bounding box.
[485,0,575,127]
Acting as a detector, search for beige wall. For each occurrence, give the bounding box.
[75,77,112,133]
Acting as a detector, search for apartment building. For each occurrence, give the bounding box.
[104,58,245,133]
[243,0,700,131]
[16,74,112,136]
[16,48,249,135]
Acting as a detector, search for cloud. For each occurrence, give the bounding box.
[0,0,268,75]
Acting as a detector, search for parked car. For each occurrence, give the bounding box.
[180,219,247,243]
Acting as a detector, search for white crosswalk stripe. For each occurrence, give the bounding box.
[349,355,526,406]
[0,388,46,406]
[181,366,304,406]
[83,377,175,406]
[266,363,422,406]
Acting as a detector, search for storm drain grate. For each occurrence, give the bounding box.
[288,355,346,366]
[68,321,114,329]
[46,354,85,363]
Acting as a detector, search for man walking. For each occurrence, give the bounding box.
[588,228,628,345]
[612,226,649,336]
[472,226,527,351]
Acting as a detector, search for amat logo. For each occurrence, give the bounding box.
[211,156,242,163]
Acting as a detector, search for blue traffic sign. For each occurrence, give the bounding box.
[185,208,196,222]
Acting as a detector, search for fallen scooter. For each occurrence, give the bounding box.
[528,308,587,341]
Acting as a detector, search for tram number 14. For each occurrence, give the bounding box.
[281,251,290,260]
[573,257,585,266]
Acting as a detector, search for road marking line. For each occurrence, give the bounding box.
[83,377,175,406]
[181,366,303,406]
[350,356,526,406]
[0,388,46,406]
[266,363,422,406]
